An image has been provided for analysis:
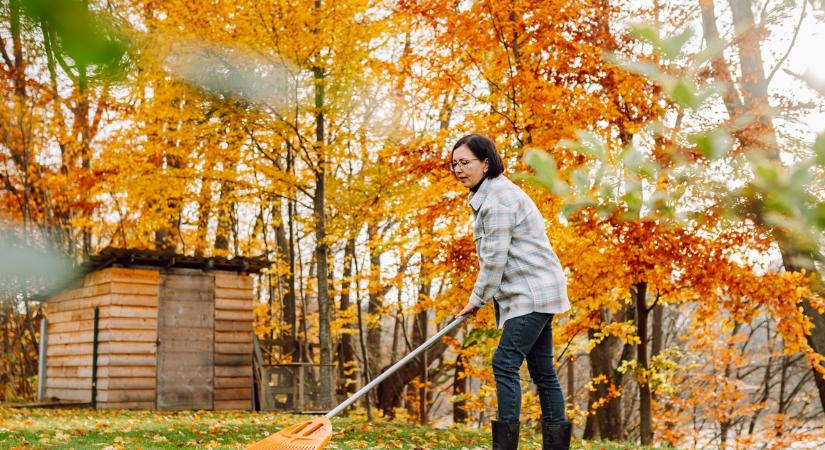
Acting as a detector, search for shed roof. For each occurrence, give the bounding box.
[86,247,268,274]
[32,247,267,302]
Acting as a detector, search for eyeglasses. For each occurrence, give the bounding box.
[450,158,480,171]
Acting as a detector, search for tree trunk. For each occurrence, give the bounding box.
[634,282,652,445]
[366,222,384,377]
[567,356,575,407]
[285,142,299,358]
[275,196,298,360]
[453,350,468,424]
[728,0,775,152]
[698,0,743,118]
[583,387,598,439]
[78,65,92,258]
[417,308,428,424]
[0,302,9,401]
[589,336,622,440]
[749,320,773,434]
[338,237,357,395]
[588,325,623,440]
[416,280,430,425]
[391,292,402,363]
[213,162,236,254]
[651,304,663,358]
[355,270,373,419]
[588,303,636,441]
[719,322,741,449]
[312,50,333,408]
[798,285,825,411]
[193,165,216,257]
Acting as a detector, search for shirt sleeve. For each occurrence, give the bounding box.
[469,200,516,307]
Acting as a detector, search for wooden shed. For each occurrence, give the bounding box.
[39,248,266,410]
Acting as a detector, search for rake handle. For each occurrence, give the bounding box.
[325,313,470,419]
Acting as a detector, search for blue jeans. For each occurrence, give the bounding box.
[492,311,566,422]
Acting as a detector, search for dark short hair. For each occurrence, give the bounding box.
[451,134,505,178]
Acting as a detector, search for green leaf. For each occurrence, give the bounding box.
[576,131,608,161]
[629,24,693,60]
[671,80,699,108]
[599,181,616,201]
[596,204,618,220]
[662,29,693,59]
[21,0,130,78]
[614,57,672,86]
[789,161,813,190]
[689,129,732,160]
[813,202,825,230]
[519,150,570,197]
[629,24,662,48]
[621,145,643,173]
[556,131,607,161]
[463,327,501,347]
[638,160,659,181]
[622,180,643,214]
[592,162,608,187]
[571,167,592,196]
[561,200,596,219]
[692,37,727,69]
[752,162,778,186]
[815,133,825,166]
[617,146,657,181]
[694,85,722,107]
[647,191,674,218]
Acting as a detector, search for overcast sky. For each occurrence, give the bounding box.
[782,12,825,135]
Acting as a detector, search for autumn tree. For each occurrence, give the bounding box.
[0,0,126,399]
[523,0,824,446]
[698,0,825,413]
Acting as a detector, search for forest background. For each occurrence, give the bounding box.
[2,0,825,448]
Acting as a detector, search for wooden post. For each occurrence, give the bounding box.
[567,355,575,406]
[298,365,305,411]
[252,334,271,410]
[91,307,99,407]
[37,318,48,401]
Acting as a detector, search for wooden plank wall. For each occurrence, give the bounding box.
[97,268,159,409]
[45,267,159,407]
[44,273,109,403]
[213,272,254,410]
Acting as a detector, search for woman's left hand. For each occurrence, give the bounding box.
[456,302,478,319]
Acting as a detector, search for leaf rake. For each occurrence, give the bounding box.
[245,314,469,450]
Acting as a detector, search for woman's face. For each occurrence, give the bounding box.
[452,145,488,189]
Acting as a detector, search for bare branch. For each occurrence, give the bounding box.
[766,0,806,86]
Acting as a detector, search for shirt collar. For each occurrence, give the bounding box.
[469,176,493,213]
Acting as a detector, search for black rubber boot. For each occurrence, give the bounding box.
[540,419,571,450]
[491,420,520,450]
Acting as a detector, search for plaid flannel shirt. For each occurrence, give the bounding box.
[468,175,570,328]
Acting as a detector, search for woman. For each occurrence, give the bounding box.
[452,134,572,450]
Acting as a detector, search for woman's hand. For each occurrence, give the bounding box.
[456,302,479,319]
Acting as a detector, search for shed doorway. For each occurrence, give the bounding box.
[156,271,214,410]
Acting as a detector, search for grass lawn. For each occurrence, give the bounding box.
[0,407,657,449]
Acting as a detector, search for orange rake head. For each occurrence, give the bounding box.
[246,416,333,450]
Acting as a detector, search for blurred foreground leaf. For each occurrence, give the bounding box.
[21,0,129,78]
